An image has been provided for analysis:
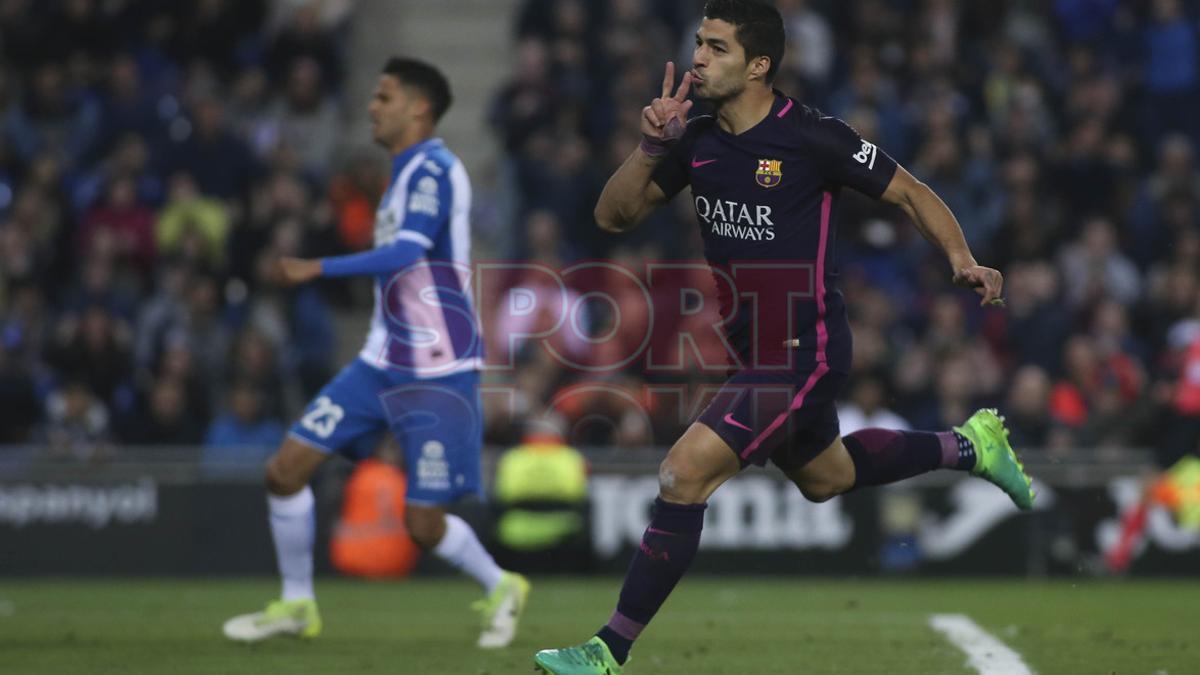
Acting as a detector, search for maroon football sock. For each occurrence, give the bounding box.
[595,498,706,664]
[843,428,970,488]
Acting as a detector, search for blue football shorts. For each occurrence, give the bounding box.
[288,359,482,505]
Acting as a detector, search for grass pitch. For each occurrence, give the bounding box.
[0,577,1192,674]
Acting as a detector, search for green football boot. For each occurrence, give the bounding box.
[222,598,322,642]
[534,636,624,674]
[956,408,1036,510]
[472,571,530,648]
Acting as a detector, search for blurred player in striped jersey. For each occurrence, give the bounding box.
[222,57,529,649]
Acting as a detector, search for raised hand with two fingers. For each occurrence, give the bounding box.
[640,61,693,156]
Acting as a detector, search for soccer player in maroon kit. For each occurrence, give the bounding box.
[534,2,1035,673]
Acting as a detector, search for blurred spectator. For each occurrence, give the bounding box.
[908,349,987,431]
[174,0,267,81]
[1,200,50,287]
[5,62,100,165]
[1157,314,1200,467]
[489,38,557,156]
[74,132,165,211]
[46,304,134,413]
[838,373,910,434]
[226,327,287,421]
[258,57,339,180]
[1053,0,1120,45]
[1058,216,1141,310]
[155,172,231,270]
[329,153,386,252]
[227,67,273,147]
[1092,298,1149,368]
[38,379,112,461]
[77,176,157,276]
[265,3,341,90]
[245,219,336,398]
[990,154,1061,269]
[1142,260,1199,356]
[133,261,192,375]
[165,97,256,200]
[1049,332,1147,448]
[1003,260,1071,373]
[62,251,140,322]
[1140,0,1199,146]
[231,170,318,281]
[128,376,204,445]
[97,55,165,158]
[176,274,233,387]
[202,378,284,464]
[1127,133,1200,267]
[826,47,909,159]
[0,343,38,443]
[779,0,834,97]
[156,334,214,426]
[1004,365,1057,449]
[0,282,49,371]
[1050,334,1102,431]
[516,131,604,233]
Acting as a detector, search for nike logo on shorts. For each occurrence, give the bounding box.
[723,413,753,432]
[691,157,717,168]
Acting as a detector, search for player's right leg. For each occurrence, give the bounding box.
[534,423,740,673]
[222,437,328,642]
[224,360,387,642]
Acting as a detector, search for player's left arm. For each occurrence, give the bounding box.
[804,113,1002,306]
[880,166,1003,306]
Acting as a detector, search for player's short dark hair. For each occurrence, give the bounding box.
[703,0,785,82]
[382,57,452,122]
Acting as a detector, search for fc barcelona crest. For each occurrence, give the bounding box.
[755,159,782,188]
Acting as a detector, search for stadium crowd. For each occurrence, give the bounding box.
[485,0,1200,462]
[0,0,1198,468]
[0,0,360,462]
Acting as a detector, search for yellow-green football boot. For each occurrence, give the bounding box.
[222,598,321,642]
[956,408,1035,510]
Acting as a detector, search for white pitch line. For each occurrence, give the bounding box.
[929,613,1034,675]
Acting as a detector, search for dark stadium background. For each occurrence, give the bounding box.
[0,0,1195,667]
[0,2,1197,672]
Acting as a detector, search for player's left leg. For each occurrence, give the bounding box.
[404,502,530,647]
[780,410,1034,509]
[534,422,742,674]
[386,370,529,648]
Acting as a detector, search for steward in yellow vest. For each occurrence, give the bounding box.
[492,417,590,571]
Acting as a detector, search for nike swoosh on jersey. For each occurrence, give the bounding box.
[691,158,718,168]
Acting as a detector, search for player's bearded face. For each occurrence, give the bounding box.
[691,18,752,103]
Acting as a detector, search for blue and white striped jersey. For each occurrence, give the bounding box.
[359,137,482,377]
